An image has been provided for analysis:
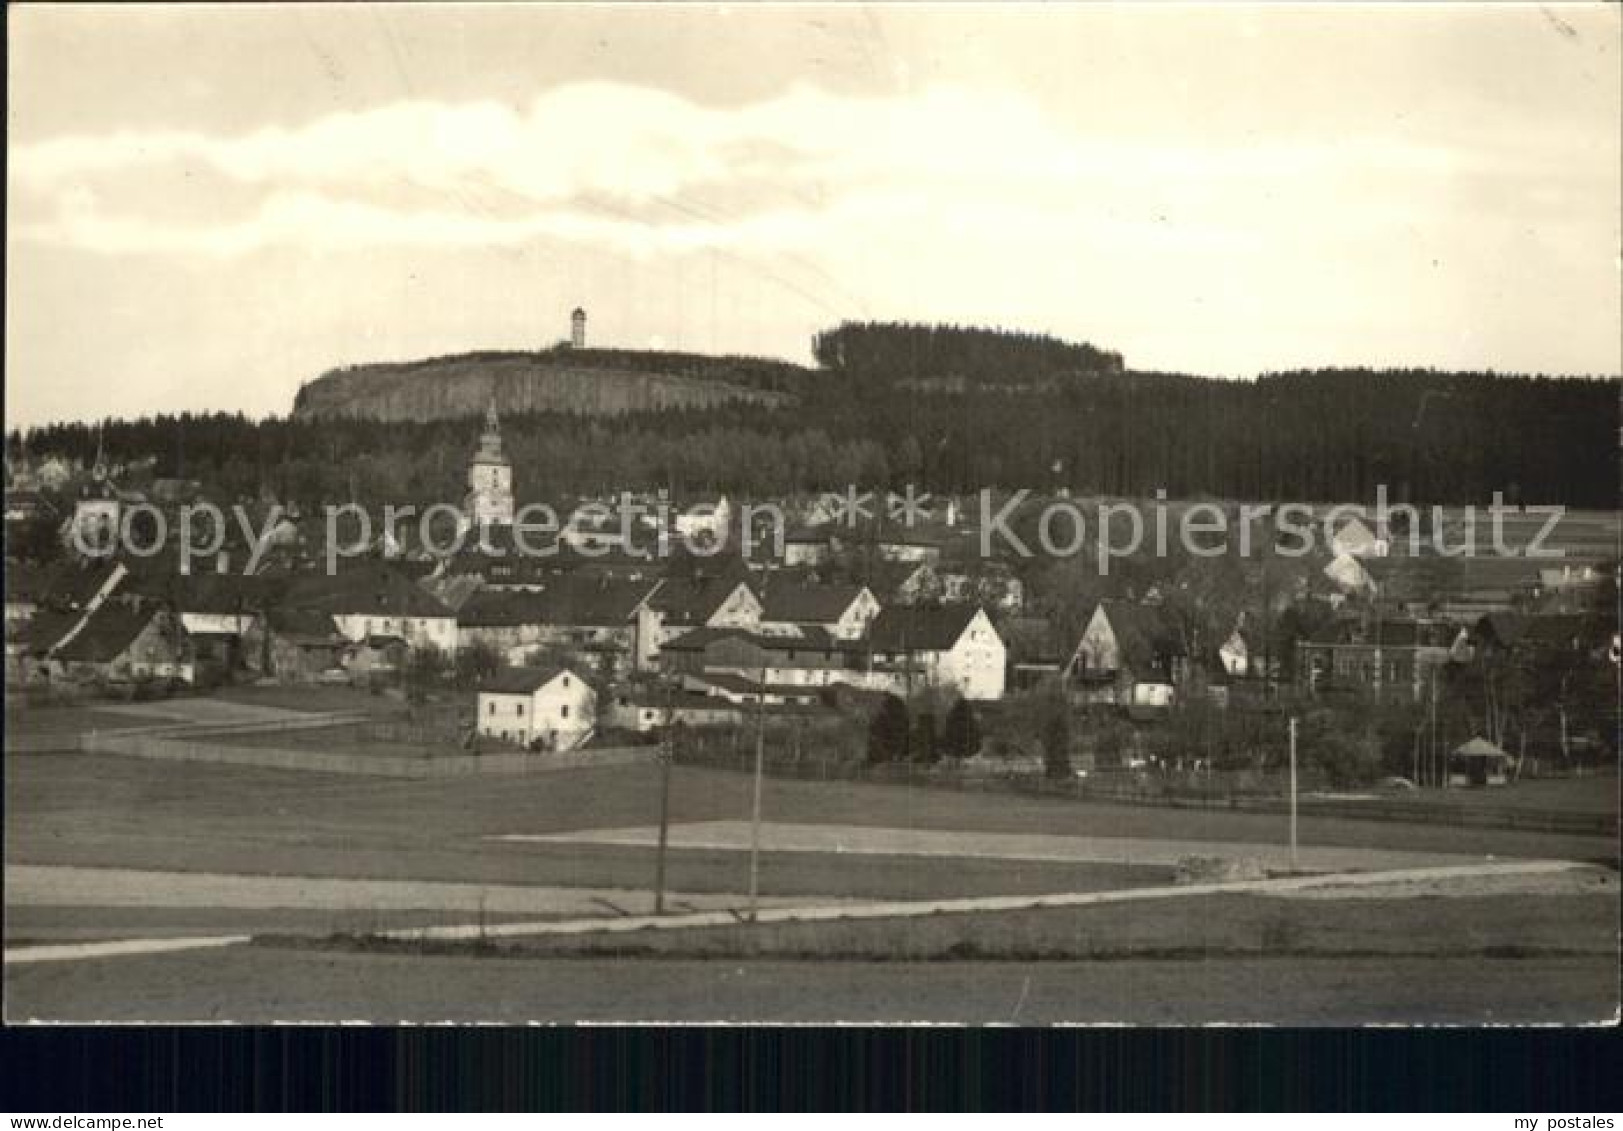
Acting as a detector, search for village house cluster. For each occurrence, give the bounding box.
[4,405,1615,772]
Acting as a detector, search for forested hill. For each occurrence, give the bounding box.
[813,321,1125,388]
[293,347,808,421]
[11,323,1619,509]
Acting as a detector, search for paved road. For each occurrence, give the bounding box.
[5,863,844,950]
[376,859,1592,942]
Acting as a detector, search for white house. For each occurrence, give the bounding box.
[1323,553,1374,596]
[1218,626,1249,677]
[1072,600,1188,709]
[672,495,732,546]
[1328,515,1385,558]
[477,665,596,751]
[863,603,1006,701]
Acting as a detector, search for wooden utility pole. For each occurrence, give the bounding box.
[1288,715,1299,872]
[746,563,772,923]
[653,682,674,915]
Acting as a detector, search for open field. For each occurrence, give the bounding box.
[9,749,1610,889]
[204,722,454,759]
[7,716,1615,1024]
[444,874,1617,964]
[6,947,1613,1024]
[4,755,1185,905]
[3,705,172,737]
[3,863,856,946]
[9,754,1613,895]
[508,819,1492,872]
[208,683,419,719]
[1346,774,1619,815]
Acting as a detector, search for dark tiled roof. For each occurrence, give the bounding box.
[529,576,660,626]
[784,525,835,544]
[50,604,166,663]
[267,606,340,641]
[690,671,821,699]
[615,687,740,711]
[866,603,983,653]
[456,589,545,628]
[21,561,125,610]
[650,574,749,626]
[125,570,284,614]
[1307,616,1458,649]
[762,584,868,625]
[661,624,844,655]
[1095,600,1186,669]
[479,664,580,695]
[1000,615,1074,664]
[282,565,453,619]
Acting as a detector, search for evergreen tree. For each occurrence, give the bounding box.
[1040,700,1073,780]
[911,710,940,764]
[867,694,910,764]
[941,698,982,760]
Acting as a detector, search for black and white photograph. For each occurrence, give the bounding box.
[4,1,1619,1026]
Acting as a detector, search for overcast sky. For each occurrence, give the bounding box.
[8,3,1620,428]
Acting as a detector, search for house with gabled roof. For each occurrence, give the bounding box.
[1295,614,1460,702]
[862,603,1005,701]
[658,624,856,690]
[758,583,878,641]
[27,600,193,685]
[476,664,596,751]
[648,570,761,652]
[282,564,458,655]
[862,559,941,606]
[1071,599,1188,709]
[247,605,346,682]
[458,575,664,675]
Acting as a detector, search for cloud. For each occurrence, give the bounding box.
[11,80,1518,262]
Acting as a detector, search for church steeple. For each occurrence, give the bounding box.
[475,398,505,463]
[92,421,108,481]
[465,398,515,527]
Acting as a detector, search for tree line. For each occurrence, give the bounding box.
[10,323,1618,509]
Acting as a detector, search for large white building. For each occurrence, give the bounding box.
[865,604,1007,701]
[477,664,596,751]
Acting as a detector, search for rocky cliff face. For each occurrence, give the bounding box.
[293,351,795,421]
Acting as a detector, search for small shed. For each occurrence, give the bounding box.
[1449,736,1512,787]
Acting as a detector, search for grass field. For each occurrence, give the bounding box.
[204,722,452,759]
[207,684,418,719]
[9,753,1613,894]
[434,879,1616,963]
[7,947,1612,1024]
[7,721,1617,1023]
[1361,774,1619,815]
[2,705,163,737]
